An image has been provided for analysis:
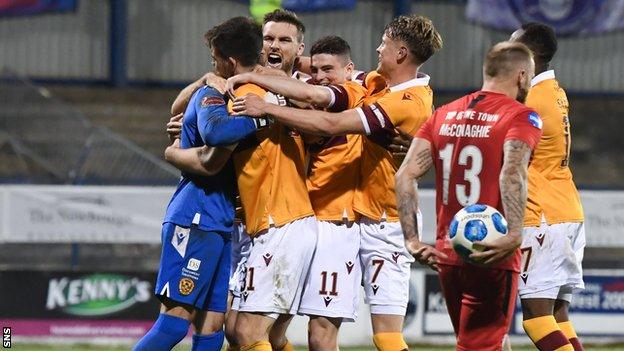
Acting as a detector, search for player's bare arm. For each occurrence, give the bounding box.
[164,113,233,176]
[165,143,233,177]
[396,137,447,271]
[227,72,332,107]
[471,139,532,265]
[232,93,364,136]
[171,72,226,115]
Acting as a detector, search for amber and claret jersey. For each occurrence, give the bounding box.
[328,72,433,222]
[524,70,584,226]
[306,72,387,221]
[227,83,314,236]
[417,91,543,271]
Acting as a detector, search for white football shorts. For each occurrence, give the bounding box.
[229,222,252,311]
[299,220,362,321]
[359,215,418,315]
[238,216,318,316]
[519,221,585,302]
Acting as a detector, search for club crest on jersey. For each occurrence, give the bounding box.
[201,96,225,107]
[528,112,543,129]
[179,278,195,296]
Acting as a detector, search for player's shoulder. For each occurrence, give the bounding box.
[195,86,226,108]
[233,83,267,97]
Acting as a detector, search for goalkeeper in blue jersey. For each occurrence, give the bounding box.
[133,17,268,351]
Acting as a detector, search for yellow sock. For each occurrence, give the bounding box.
[241,340,272,351]
[278,340,295,351]
[372,332,408,351]
[558,321,584,351]
[523,315,573,351]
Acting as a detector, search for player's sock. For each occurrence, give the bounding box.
[523,315,574,351]
[240,340,272,351]
[277,340,295,351]
[372,332,408,351]
[132,313,190,351]
[558,321,585,351]
[192,330,225,351]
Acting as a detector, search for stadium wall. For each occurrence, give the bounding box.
[1,0,623,92]
[0,0,109,80]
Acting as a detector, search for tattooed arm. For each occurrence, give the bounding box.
[470,139,532,265]
[396,137,447,271]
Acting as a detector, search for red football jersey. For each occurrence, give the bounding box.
[417,91,542,271]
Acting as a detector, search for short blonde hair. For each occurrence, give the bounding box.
[484,42,534,78]
[384,15,443,65]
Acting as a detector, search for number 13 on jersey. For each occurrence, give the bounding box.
[439,143,483,206]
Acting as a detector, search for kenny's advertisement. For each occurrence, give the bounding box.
[0,270,160,338]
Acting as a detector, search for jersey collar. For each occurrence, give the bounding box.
[388,72,430,92]
[531,70,555,87]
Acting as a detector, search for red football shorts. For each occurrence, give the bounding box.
[438,264,518,351]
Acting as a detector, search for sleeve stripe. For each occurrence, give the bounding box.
[355,107,371,135]
[327,84,350,112]
[324,86,336,108]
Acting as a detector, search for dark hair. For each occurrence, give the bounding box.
[484,42,534,78]
[384,15,442,65]
[263,9,305,42]
[310,36,351,61]
[518,22,558,63]
[204,16,262,67]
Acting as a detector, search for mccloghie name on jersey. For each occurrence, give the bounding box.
[438,123,492,138]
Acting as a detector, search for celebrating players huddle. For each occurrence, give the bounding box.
[133,10,586,351]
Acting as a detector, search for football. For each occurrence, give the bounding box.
[449,204,508,263]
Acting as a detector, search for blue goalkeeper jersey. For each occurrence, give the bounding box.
[163,86,260,234]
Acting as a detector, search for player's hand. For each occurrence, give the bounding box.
[405,238,448,272]
[202,72,226,95]
[164,138,181,163]
[166,113,183,143]
[226,73,253,99]
[387,128,413,156]
[231,94,269,118]
[469,233,522,266]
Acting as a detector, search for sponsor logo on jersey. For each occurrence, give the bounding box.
[372,284,380,295]
[536,232,546,246]
[323,296,333,307]
[392,252,401,263]
[45,274,151,316]
[263,253,273,266]
[528,111,543,129]
[179,277,195,295]
[187,258,201,272]
[345,261,354,274]
[171,226,190,258]
[201,96,225,107]
[520,272,529,284]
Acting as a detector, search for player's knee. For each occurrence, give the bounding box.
[193,311,225,335]
[225,313,239,347]
[521,298,554,320]
[307,316,339,351]
[234,314,264,346]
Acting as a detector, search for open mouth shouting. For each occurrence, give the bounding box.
[267,52,283,69]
